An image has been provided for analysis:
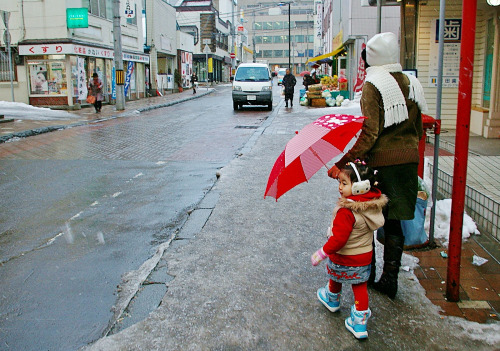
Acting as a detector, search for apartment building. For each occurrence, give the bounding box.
[238,0,315,74]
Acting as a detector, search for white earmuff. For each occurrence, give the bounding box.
[350,163,371,195]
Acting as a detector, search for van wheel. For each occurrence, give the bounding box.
[267,102,272,111]
[233,102,238,110]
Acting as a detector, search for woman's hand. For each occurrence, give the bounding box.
[328,165,340,179]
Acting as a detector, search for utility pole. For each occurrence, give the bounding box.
[287,3,291,69]
[113,0,125,110]
[231,0,236,75]
[1,11,14,101]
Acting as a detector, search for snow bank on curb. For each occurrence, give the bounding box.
[0,100,79,120]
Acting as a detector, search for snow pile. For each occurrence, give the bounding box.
[422,159,480,247]
[0,100,79,120]
[425,199,480,247]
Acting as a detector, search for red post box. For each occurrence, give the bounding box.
[418,114,440,178]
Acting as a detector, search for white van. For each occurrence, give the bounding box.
[232,63,273,110]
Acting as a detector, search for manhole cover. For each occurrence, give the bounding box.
[235,125,259,129]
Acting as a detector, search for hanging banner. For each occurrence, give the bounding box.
[77,57,88,100]
[112,66,116,99]
[353,43,366,93]
[208,58,213,73]
[124,61,134,96]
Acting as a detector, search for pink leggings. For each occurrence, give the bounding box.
[329,280,369,311]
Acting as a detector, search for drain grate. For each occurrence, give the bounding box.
[235,125,259,129]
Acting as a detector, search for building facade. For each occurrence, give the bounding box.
[413,0,500,137]
[0,0,149,107]
[240,0,315,74]
[175,0,233,83]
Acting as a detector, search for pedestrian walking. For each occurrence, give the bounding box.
[282,68,296,107]
[312,161,387,339]
[88,73,104,113]
[327,32,428,300]
[191,72,198,94]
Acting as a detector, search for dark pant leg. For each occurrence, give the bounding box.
[373,219,405,299]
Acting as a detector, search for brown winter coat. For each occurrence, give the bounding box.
[335,72,424,168]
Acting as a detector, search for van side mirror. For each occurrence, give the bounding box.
[230,76,234,81]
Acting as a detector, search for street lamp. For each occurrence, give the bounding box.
[278,2,292,70]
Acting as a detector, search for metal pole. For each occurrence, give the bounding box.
[1,11,14,101]
[446,0,477,302]
[429,0,446,246]
[231,0,235,76]
[113,0,125,110]
[376,0,382,33]
[288,3,291,69]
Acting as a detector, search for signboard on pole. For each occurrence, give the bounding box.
[429,19,461,88]
[124,0,135,18]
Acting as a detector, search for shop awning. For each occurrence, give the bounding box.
[305,46,343,64]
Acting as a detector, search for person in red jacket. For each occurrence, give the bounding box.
[311,160,388,339]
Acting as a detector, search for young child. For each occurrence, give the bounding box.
[311,160,387,339]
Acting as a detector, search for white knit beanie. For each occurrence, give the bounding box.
[366,32,399,67]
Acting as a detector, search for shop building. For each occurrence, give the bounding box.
[312,0,399,93]
[240,0,315,75]
[0,0,148,108]
[410,0,500,137]
[145,0,180,94]
[175,0,233,83]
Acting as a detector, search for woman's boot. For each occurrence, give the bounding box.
[373,232,404,299]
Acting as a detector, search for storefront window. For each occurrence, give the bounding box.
[28,59,67,95]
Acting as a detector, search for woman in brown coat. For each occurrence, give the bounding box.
[327,32,428,299]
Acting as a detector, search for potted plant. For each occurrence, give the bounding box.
[174,69,183,92]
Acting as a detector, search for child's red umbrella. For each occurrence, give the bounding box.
[264,114,366,200]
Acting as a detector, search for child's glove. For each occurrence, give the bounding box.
[311,248,327,266]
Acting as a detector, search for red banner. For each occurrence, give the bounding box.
[353,43,367,93]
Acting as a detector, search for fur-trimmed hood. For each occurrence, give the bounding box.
[336,192,388,231]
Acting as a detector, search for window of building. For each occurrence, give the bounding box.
[263,22,273,30]
[0,49,17,82]
[295,35,304,43]
[255,50,263,58]
[28,59,67,95]
[253,22,262,30]
[483,18,494,108]
[255,36,262,44]
[273,36,283,44]
[273,21,283,30]
[274,50,284,57]
[262,36,272,44]
[263,50,273,58]
[89,0,113,20]
[307,35,314,43]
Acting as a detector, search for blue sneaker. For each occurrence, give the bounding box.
[345,304,371,339]
[316,284,340,312]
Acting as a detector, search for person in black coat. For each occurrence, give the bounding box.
[191,72,198,94]
[282,69,297,108]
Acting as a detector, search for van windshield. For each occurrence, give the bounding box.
[235,67,270,82]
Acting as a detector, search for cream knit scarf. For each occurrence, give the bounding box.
[365,63,428,128]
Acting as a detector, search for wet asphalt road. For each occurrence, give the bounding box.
[0,85,278,350]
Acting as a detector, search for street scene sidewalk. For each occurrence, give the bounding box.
[0,86,215,143]
[1,87,499,349]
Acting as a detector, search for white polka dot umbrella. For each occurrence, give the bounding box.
[264,114,366,200]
